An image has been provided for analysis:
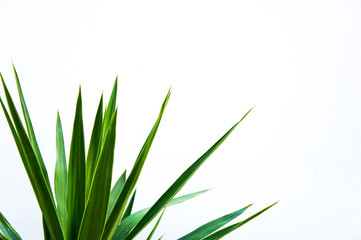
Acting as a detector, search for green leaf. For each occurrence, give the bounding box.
[13,66,57,240]
[201,202,278,240]
[111,189,210,240]
[0,212,21,240]
[122,189,136,221]
[102,88,171,240]
[43,218,51,240]
[77,109,118,240]
[85,95,103,199]
[107,171,127,218]
[103,77,117,140]
[54,113,67,230]
[121,189,137,221]
[12,64,52,190]
[65,88,86,240]
[146,209,165,240]
[178,204,251,240]
[0,233,11,240]
[0,75,63,240]
[124,108,253,240]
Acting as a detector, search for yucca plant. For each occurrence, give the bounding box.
[0,65,277,240]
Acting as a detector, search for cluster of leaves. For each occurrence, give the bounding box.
[0,65,276,240]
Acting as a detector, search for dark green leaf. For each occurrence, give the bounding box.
[0,75,63,240]
[65,88,86,240]
[178,204,251,240]
[78,110,118,240]
[125,108,253,240]
[122,189,136,221]
[43,218,51,240]
[102,88,171,240]
[103,77,117,140]
[111,189,210,240]
[12,64,52,189]
[85,95,103,199]
[201,202,278,240]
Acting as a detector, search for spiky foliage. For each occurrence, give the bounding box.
[0,66,277,240]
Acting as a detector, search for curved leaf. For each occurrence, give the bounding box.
[178,204,251,240]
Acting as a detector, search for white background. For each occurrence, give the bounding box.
[1,0,361,239]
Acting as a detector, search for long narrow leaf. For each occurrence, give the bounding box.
[122,189,136,221]
[85,95,103,199]
[54,113,67,230]
[107,171,127,218]
[65,88,86,240]
[12,64,52,188]
[102,88,171,240]
[146,209,165,240]
[0,212,21,240]
[0,233,11,240]
[43,218,51,240]
[13,66,56,240]
[178,204,252,240]
[103,77,117,140]
[125,108,253,240]
[201,202,278,240]
[111,189,210,240]
[77,110,118,240]
[0,76,63,240]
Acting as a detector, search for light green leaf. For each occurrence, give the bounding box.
[54,113,67,230]
[0,212,21,240]
[107,171,127,218]
[102,88,171,240]
[77,110,118,240]
[0,233,11,240]
[0,75,63,240]
[124,108,253,240]
[178,204,251,240]
[111,189,210,240]
[146,209,165,240]
[201,202,278,240]
[65,88,86,240]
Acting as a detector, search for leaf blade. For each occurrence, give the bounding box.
[178,204,251,240]
[125,108,253,240]
[12,64,52,188]
[54,113,67,230]
[146,209,165,240]
[111,189,210,240]
[77,110,118,240]
[201,202,278,240]
[0,75,63,240]
[107,171,127,218]
[65,88,86,240]
[0,212,21,240]
[85,95,103,199]
[103,77,117,140]
[102,88,171,240]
